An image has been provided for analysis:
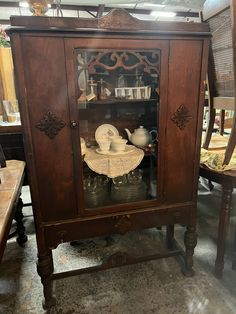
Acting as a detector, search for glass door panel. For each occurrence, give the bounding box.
[76,49,160,209]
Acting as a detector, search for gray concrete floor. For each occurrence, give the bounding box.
[0,180,236,313]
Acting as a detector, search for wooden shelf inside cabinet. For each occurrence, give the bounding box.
[78,98,158,106]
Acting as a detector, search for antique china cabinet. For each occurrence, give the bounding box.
[8,9,210,308]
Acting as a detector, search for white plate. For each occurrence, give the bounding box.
[95,124,119,142]
[96,145,135,155]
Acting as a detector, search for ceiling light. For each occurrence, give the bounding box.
[141,3,166,8]
[19,1,51,8]
[150,11,176,18]
[19,1,29,8]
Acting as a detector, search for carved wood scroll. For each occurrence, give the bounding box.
[77,50,160,77]
[35,111,66,139]
[171,104,192,130]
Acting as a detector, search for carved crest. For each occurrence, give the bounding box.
[171,104,192,130]
[98,8,145,30]
[35,111,66,139]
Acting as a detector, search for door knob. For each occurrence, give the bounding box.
[70,121,78,128]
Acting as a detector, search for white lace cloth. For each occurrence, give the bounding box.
[84,146,144,178]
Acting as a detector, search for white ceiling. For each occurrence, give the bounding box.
[0,0,206,24]
[1,0,206,10]
[57,0,205,10]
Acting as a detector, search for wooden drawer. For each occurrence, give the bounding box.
[43,204,192,249]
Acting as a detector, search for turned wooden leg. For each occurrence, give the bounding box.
[14,198,28,246]
[183,225,197,277]
[37,250,56,309]
[166,225,174,249]
[214,183,233,278]
[232,228,236,270]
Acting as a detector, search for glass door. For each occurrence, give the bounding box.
[76,48,160,210]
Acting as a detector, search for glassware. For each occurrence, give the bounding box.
[128,169,143,185]
[112,175,128,186]
[83,175,110,207]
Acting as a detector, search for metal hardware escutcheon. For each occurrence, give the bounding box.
[70,121,78,128]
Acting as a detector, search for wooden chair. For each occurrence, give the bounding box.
[200,0,236,278]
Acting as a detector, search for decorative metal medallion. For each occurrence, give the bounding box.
[35,111,66,139]
[171,104,192,130]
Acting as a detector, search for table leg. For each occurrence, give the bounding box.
[14,198,28,246]
[214,183,233,278]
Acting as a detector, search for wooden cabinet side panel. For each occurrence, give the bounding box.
[164,40,203,203]
[21,36,77,221]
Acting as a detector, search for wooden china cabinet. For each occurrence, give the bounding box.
[8,9,210,308]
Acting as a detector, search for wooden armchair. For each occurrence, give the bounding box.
[200,0,236,278]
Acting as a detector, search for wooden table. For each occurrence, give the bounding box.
[0,160,27,261]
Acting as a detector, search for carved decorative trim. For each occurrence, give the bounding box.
[77,50,160,77]
[171,104,192,130]
[113,215,132,234]
[35,111,66,139]
[98,8,145,30]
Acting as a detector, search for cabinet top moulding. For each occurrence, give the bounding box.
[8,8,210,36]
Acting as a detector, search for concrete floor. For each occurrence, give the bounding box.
[0,180,236,314]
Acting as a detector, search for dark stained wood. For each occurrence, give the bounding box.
[164,40,202,203]
[0,125,22,133]
[8,10,210,308]
[0,144,6,168]
[0,133,24,162]
[43,204,192,249]
[0,126,24,164]
[9,9,210,35]
[21,36,77,222]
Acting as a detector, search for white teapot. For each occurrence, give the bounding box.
[124,126,157,148]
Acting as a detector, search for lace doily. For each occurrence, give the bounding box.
[84,147,144,178]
